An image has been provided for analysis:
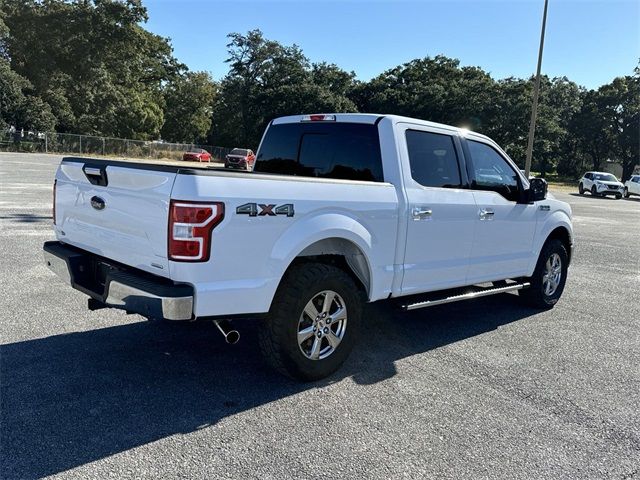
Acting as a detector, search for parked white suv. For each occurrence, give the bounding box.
[578,171,624,199]
[624,175,640,198]
[43,113,573,380]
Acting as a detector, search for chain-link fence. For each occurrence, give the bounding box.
[0,130,233,162]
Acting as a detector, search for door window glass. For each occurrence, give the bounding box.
[468,140,520,201]
[405,130,462,188]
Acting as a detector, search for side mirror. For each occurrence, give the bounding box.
[528,177,547,202]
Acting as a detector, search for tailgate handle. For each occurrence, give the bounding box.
[83,164,108,186]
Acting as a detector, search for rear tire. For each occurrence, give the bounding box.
[258,263,363,381]
[578,183,584,195]
[520,239,568,309]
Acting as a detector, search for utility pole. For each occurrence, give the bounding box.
[524,0,549,178]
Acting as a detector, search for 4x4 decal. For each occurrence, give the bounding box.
[236,202,295,217]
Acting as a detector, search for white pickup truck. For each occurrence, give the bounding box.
[44,113,573,380]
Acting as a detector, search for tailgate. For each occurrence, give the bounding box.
[54,159,177,278]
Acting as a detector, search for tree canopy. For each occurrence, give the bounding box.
[0,1,637,179]
[210,29,357,148]
[161,71,217,143]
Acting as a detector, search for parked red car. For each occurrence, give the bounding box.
[225,148,256,171]
[182,148,212,162]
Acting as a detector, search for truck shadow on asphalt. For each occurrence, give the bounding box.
[1,294,537,478]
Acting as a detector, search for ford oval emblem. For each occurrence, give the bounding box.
[90,196,106,211]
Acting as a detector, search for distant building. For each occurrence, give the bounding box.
[602,159,623,178]
[603,159,640,178]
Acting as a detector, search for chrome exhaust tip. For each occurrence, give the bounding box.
[225,329,240,345]
[213,320,240,345]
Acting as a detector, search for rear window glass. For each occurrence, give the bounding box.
[254,122,384,182]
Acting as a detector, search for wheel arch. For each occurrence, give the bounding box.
[526,213,573,277]
[545,226,573,265]
[283,237,372,298]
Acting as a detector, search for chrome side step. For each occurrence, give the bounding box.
[401,282,530,311]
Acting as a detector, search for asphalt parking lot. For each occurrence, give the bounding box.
[1,152,639,479]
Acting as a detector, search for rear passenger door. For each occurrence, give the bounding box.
[463,138,538,282]
[399,125,477,295]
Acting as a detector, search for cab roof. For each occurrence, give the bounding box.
[271,113,492,141]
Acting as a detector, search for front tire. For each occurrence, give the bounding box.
[624,187,630,198]
[520,239,568,309]
[591,185,598,196]
[578,183,584,195]
[616,193,622,200]
[258,263,363,381]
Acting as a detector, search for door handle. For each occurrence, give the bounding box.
[412,207,433,220]
[479,208,495,220]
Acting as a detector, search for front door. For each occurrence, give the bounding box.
[463,138,538,283]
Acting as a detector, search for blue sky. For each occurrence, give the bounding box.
[144,0,639,89]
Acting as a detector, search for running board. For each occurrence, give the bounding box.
[401,282,530,311]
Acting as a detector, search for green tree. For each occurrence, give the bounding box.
[601,71,639,181]
[356,56,496,130]
[1,2,635,169]
[568,89,615,174]
[485,77,532,165]
[161,71,217,143]
[211,30,357,148]
[214,29,288,146]
[562,69,639,180]
[3,0,182,139]
[531,76,583,176]
[358,60,583,176]
[0,2,55,132]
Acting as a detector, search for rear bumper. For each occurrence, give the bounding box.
[43,241,194,321]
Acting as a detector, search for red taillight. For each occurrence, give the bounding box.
[168,200,224,262]
[53,179,57,225]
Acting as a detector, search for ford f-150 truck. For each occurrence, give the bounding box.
[43,113,573,380]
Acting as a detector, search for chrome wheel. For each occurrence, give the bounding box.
[543,253,562,296]
[297,290,347,360]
